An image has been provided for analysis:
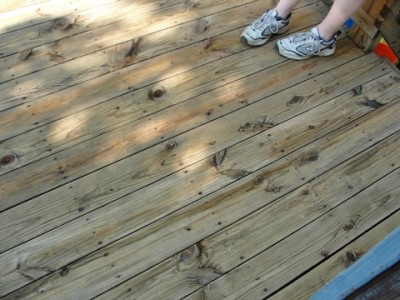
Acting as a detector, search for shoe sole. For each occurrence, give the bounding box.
[276,41,336,60]
[240,33,270,46]
[241,25,289,47]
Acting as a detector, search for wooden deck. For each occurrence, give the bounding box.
[1,0,399,299]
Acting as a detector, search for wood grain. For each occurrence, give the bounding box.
[1,0,400,298]
[184,170,400,299]
[0,1,320,109]
[0,54,391,252]
[1,78,399,298]
[272,214,400,300]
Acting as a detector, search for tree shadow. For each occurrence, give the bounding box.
[0,0,353,298]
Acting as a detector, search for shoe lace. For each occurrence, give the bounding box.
[291,31,320,53]
[252,11,278,33]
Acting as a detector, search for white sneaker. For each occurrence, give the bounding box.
[276,27,336,60]
[241,9,291,46]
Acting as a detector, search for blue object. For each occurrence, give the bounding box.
[310,226,400,300]
[345,18,354,28]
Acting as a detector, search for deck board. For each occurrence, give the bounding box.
[0,53,392,255]
[0,0,399,299]
[271,212,400,300]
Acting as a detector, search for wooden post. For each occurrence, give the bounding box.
[348,0,400,64]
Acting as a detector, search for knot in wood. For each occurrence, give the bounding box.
[195,18,209,34]
[345,250,358,263]
[287,95,305,107]
[301,189,310,196]
[362,99,384,109]
[1,154,18,167]
[180,244,200,264]
[60,265,71,276]
[352,85,363,96]
[300,150,319,165]
[265,186,281,193]
[185,0,199,10]
[343,220,356,231]
[149,86,167,101]
[320,250,330,258]
[19,49,33,61]
[50,16,75,31]
[165,140,178,150]
[254,175,264,185]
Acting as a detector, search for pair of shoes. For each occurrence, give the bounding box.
[241,10,336,60]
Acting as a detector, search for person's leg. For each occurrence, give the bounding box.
[317,0,366,40]
[275,0,301,19]
[241,0,301,46]
[276,0,367,60]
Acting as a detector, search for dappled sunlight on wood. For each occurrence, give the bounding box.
[48,110,89,144]
[1,0,400,298]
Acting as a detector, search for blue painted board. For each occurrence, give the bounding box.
[310,226,400,300]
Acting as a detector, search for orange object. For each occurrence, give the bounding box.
[374,38,398,64]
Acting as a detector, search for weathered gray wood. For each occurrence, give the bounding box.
[1,1,399,299]
[0,0,119,33]
[0,33,361,176]
[0,38,365,211]
[97,107,400,299]
[1,101,400,298]
[0,0,322,118]
[183,170,400,300]
[272,215,400,300]
[0,0,45,13]
[0,5,328,178]
[0,0,195,59]
[0,54,391,253]
[0,1,321,109]
[1,79,399,297]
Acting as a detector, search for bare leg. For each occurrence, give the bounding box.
[275,0,301,19]
[317,0,367,40]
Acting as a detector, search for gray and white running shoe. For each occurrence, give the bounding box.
[276,27,336,60]
[241,9,291,46]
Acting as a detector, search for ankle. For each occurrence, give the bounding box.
[316,26,335,42]
[274,8,291,20]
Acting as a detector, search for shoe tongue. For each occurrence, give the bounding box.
[268,9,278,18]
[311,27,320,38]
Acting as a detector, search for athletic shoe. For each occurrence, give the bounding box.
[276,27,336,60]
[241,9,291,46]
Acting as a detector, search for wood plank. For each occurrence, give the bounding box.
[348,0,394,51]
[378,4,400,61]
[1,2,397,299]
[0,0,119,34]
[96,122,400,299]
[0,0,286,61]
[1,74,399,298]
[0,37,365,211]
[0,0,46,13]
[0,5,328,171]
[3,103,399,298]
[0,3,323,116]
[0,1,321,107]
[352,8,378,39]
[0,0,198,58]
[0,0,262,82]
[0,30,360,178]
[270,214,400,300]
[0,54,390,253]
[183,171,400,300]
